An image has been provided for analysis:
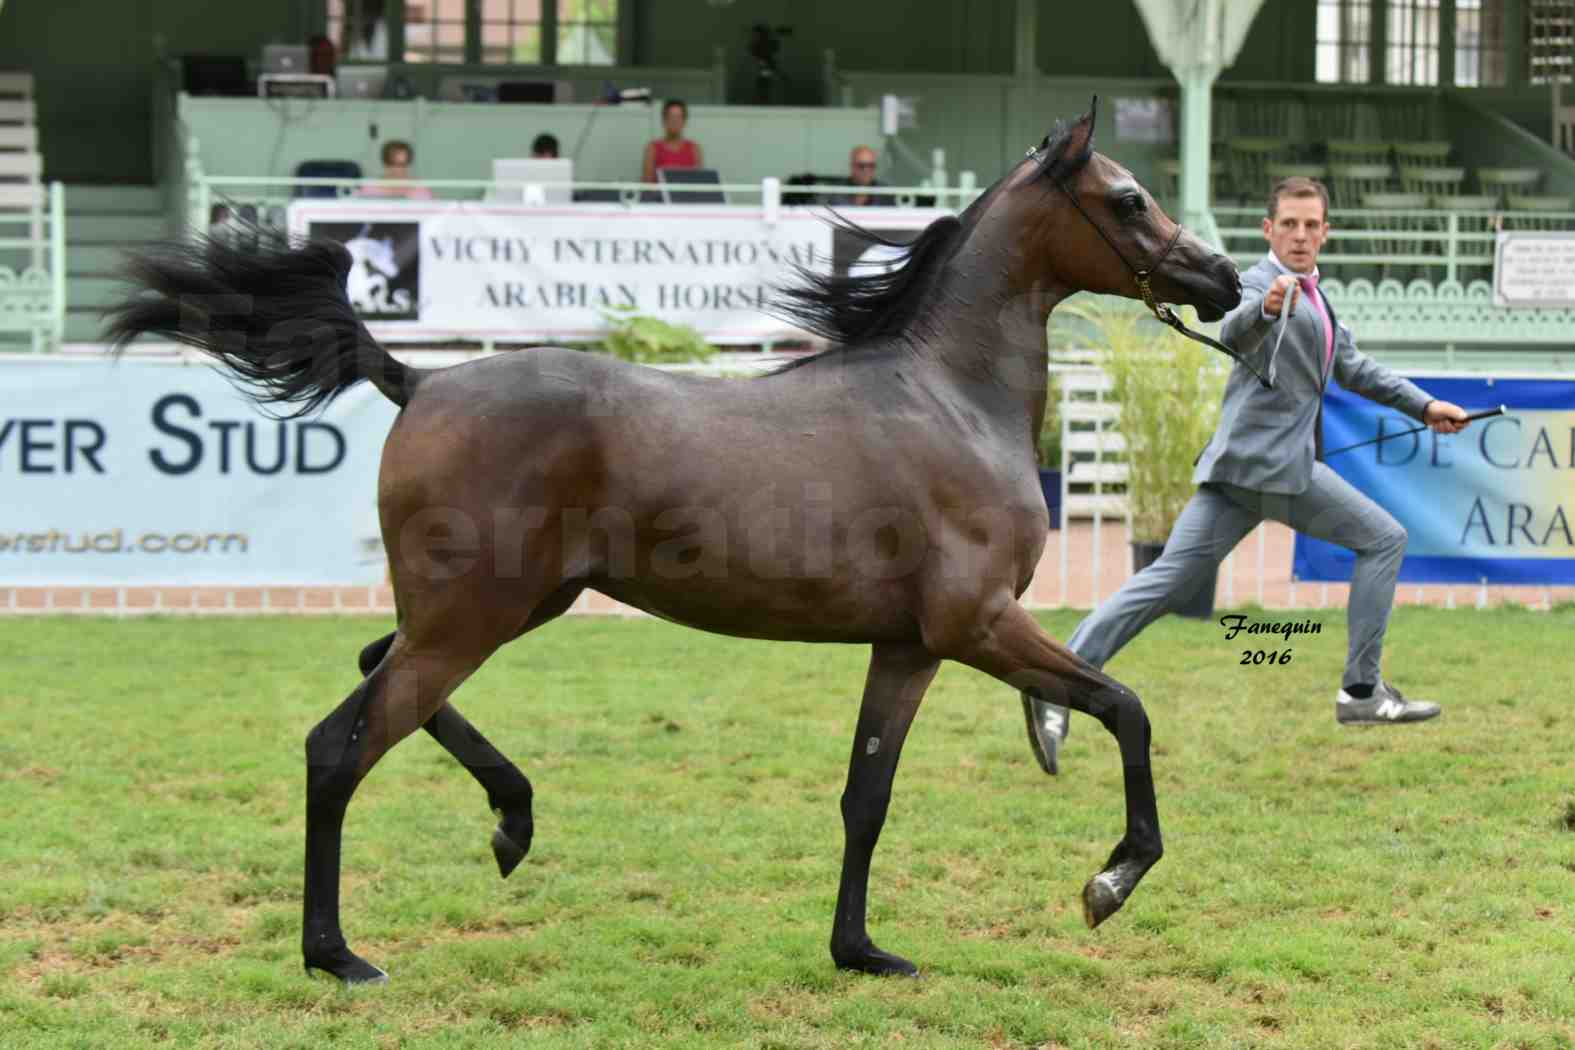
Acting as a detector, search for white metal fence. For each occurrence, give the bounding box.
[0,179,64,352]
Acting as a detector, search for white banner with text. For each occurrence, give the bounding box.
[286,201,944,343]
[1,360,397,585]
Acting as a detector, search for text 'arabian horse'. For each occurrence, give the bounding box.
[108,103,1242,984]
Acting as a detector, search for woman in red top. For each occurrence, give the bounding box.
[643,99,704,182]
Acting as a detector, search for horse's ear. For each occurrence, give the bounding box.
[1044,102,1097,173]
[1064,97,1098,158]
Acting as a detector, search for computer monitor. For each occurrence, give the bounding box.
[336,65,388,100]
[491,158,574,205]
[182,55,249,97]
[263,44,310,75]
[657,168,726,205]
[498,81,556,104]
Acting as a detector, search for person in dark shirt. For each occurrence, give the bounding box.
[828,145,891,207]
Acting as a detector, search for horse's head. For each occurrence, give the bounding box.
[1009,100,1241,322]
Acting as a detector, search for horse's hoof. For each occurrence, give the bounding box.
[303,949,389,986]
[492,826,528,879]
[833,945,920,977]
[1081,871,1124,929]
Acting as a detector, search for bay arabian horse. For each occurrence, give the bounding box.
[108,103,1242,983]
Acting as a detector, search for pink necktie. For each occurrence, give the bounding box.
[1299,273,1333,375]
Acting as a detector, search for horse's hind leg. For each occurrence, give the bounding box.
[358,631,396,676]
[303,631,502,984]
[360,631,535,876]
[423,703,534,877]
[830,642,939,976]
[952,602,1162,929]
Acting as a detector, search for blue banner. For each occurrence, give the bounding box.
[1,359,398,585]
[1294,376,1575,584]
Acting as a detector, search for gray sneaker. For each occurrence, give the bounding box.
[1335,681,1441,725]
[1022,692,1070,775]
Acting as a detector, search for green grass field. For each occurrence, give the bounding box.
[1,609,1572,1049]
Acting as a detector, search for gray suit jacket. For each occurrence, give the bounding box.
[1191,255,1433,495]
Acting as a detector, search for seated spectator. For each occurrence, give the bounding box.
[642,99,703,182]
[308,34,337,77]
[829,146,891,207]
[532,133,560,159]
[208,203,238,246]
[359,140,435,200]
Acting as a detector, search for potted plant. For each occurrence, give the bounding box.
[1055,298,1228,619]
[1036,380,1062,530]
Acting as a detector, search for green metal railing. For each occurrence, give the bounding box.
[0,182,66,352]
[187,164,987,238]
[1216,204,1575,285]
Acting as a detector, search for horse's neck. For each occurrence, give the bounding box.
[918,257,1057,406]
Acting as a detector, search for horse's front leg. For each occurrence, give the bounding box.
[953,602,1162,927]
[830,642,939,976]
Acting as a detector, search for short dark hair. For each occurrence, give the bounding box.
[663,98,688,118]
[381,139,413,166]
[1267,176,1329,221]
[531,133,559,157]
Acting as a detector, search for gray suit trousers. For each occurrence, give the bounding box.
[1066,462,1407,689]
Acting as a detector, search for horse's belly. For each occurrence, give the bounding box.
[591,574,920,644]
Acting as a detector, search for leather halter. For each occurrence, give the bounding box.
[1046,161,1276,390]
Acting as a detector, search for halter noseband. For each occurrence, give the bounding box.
[1045,157,1276,390]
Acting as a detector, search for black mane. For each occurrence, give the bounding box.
[768,212,966,361]
[768,114,1093,372]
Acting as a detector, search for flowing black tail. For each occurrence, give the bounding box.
[104,229,418,416]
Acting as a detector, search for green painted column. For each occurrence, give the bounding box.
[1178,64,1222,247]
[1438,0,1457,88]
[1015,0,1038,78]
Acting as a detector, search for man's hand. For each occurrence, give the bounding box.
[1263,274,1300,318]
[1424,400,1471,433]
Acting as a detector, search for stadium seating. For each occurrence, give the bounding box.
[1505,194,1575,231]
[1399,166,1465,198]
[293,159,364,199]
[1329,163,1394,211]
[1476,167,1543,206]
[1393,141,1453,167]
[1326,140,1392,166]
[1226,138,1289,201]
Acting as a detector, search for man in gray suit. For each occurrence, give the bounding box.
[1024,176,1472,776]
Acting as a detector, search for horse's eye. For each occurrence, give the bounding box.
[1120,193,1146,217]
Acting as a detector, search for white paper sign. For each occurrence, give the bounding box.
[1494,232,1575,307]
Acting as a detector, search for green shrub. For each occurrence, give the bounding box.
[597,308,716,364]
[1055,297,1228,543]
[1036,378,1062,469]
